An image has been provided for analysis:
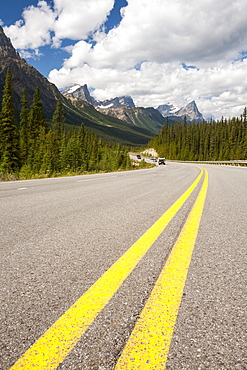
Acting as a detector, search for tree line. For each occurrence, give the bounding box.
[0,69,135,180]
[149,113,247,161]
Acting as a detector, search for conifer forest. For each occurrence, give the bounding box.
[149,112,247,161]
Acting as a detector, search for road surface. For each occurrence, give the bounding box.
[1,163,246,369]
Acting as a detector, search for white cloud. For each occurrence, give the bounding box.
[50,59,247,120]
[3,0,247,119]
[53,0,114,42]
[3,0,115,49]
[19,49,43,60]
[4,1,55,49]
[75,0,247,69]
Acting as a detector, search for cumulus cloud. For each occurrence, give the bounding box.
[71,0,247,69]
[49,59,247,119]
[3,0,247,119]
[53,0,114,42]
[4,0,115,49]
[4,1,55,49]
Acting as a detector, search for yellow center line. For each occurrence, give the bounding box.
[114,169,208,369]
[10,169,204,370]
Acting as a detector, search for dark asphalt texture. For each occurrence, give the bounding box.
[1,163,246,369]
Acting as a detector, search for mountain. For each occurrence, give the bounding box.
[97,96,135,108]
[0,27,155,145]
[96,106,165,133]
[0,26,60,117]
[156,103,177,117]
[62,84,204,129]
[61,84,135,109]
[157,100,204,122]
[174,101,203,122]
[61,84,97,106]
[61,84,164,134]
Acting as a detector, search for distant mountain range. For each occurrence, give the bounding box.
[61,84,165,132]
[62,84,135,109]
[61,84,204,124]
[0,25,204,146]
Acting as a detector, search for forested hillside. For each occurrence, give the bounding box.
[149,114,247,160]
[0,70,148,180]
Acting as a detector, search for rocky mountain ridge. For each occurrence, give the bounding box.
[157,100,203,122]
[61,84,165,131]
[0,26,60,116]
[156,103,177,117]
[61,84,135,109]
[61,84,204,123]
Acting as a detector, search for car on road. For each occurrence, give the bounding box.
[158,157,166,165]
[137,154,141,159]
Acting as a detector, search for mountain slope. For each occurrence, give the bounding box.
[64,101,154,144]
[61,84,135,108]
[96,106,165,134]
[0,26,154,145]
[61,84,165,134]
[0,26,60,117]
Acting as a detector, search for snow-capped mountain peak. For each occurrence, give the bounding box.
[157,100,203,122]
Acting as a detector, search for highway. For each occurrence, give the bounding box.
[1,162,246,369]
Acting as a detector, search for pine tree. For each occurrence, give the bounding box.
[52,99,66,172]
[28,87,47,140]
[0,68,19,172]
[78,123,88,171]
[19,89,29,163]
[52,99,65,141]
[27,87,47,170]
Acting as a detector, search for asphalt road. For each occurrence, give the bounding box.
[1,163,246,369]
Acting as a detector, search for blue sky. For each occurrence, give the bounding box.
[1,0,128,76]
[1,0,247,119]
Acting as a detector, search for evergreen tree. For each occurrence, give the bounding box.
[19,89,29,163]
[27,87,47,170]
[52,99,65,141]
[0,68,19,172]
[52,99,66,171]
[78,123,88,171]
[28,87,47,140]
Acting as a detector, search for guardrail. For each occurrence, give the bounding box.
[168,160,247,166]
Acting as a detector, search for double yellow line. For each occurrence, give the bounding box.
[115,168,208,369]
[10,167,208,370]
